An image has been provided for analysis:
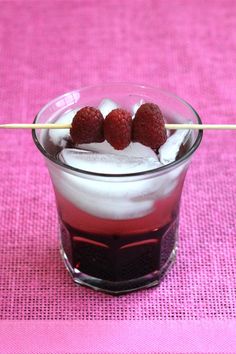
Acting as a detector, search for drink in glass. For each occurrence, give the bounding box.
[32,84,202,294]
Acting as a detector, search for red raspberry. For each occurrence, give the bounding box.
[104,109,132,150]
[132,103,167,149]
[70,107,104,144]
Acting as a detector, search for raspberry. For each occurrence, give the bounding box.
[132,103,167,149]
[104,109,132,150]
[70,107,104,144]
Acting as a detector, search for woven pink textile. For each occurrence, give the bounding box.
[1,320,236,353]
[0,0,236,352]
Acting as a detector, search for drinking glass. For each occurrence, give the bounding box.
[32,84,202,294]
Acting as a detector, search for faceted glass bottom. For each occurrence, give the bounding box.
[60,221,178,295]
[61,245,177,295]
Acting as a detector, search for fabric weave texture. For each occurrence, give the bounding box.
[0,0,236,323]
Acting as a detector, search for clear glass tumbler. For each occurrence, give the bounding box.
[32,84,202,294]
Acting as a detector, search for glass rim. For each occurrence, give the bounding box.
[32,83,203,178]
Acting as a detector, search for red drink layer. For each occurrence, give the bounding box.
[54,169,185,285]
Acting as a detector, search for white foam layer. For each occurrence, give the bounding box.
[98,98,118,117]
[49,110,76,147]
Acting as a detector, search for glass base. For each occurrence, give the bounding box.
[60,243,177,295]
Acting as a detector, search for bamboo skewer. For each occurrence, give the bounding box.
[0,123,236,130]
[166,124,236,130]
[0,123,72,129]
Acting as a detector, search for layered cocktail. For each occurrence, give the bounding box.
[33,84,202,294]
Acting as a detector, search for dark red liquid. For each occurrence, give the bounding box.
[60,213,178,282]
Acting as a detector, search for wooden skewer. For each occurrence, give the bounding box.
[0,123,72,129]
[0,123,236,130]
[166,124,236,130]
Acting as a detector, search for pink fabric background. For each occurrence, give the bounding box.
[0,0,236,353]
[1,320,236,353]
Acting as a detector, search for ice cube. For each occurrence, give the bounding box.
[98,98,118,117]
[51,142,163,219]
[52,147,187,220]
[49,110,76,147]
[159,129,191,165]
[79,141,158,159]
[52,166,156,219]
[50,164,157,219]
[59,148,162,174]
[132,99,145,116]
[52,133,188,219]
